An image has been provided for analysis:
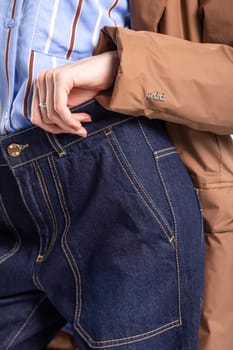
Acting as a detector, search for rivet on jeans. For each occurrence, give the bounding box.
[36,255,44,263]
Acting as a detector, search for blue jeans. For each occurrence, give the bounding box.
[0,101,204,350]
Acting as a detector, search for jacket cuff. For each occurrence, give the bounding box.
[95,26,233,135]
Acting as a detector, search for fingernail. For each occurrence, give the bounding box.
[78,129,87,137]
[83,115,92,122]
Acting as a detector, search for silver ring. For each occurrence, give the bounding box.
[39,101,47,108]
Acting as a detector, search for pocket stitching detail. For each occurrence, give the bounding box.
[154,154,182,323]
[105,131,175,248]
[48,156,83,323]
[32,160,58,261]
[4,296,47,350]
[74,319,181,348]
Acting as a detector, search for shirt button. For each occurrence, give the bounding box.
[6,19,15,28]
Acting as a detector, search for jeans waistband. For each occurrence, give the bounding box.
[0,100,171,168]
[0,100,132,168]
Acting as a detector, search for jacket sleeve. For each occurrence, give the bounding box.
[95,27,233,135]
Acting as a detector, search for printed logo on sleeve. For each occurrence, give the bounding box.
[146,91,166,102]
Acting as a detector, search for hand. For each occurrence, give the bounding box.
[31,51,119,135]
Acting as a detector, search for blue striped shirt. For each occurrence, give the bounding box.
[0,0,129,134]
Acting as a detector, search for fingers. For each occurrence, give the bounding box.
[36,72,49,124]
[31,70,91,136]
[31,51,119,135]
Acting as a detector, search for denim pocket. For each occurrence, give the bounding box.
[53,121,183,347]
[106,128,177,248]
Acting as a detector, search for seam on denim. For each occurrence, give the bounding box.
[46,133,66,157]
[0,194,21,263]
[74,320,180,348]
[4,296,47,350]
[35,272,45,291]
[138,120,177,239]
[32,160,57,261]
[156,151,177,159]
[32,271,45,291]
[0,126,37,140]
[106,131,175,247]
[154,155,182,323]
[62,118,131,150]
[11,169,43,263]
[138,121,176,158]
[137,122,177,239]
[138,120,154,152]
[138,120,177,156]
[135,123,176,236]
[156,146,177,157]
[11,152,56,169]
[9,119,131,169]
[46,133,63,155]
[107,133,174,246]
[157,146,176,154]
[48,156,82,323]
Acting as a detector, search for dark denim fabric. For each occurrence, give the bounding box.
[0,101,204,350]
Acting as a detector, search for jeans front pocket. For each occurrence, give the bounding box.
[55,120,183,348]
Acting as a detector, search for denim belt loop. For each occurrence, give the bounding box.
[46,132,67,158]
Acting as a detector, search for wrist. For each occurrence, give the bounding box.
[73,51,119,91]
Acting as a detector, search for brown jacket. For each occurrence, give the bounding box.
[95,1,233,349]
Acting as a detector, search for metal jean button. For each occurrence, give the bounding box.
[7,143,29,157]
